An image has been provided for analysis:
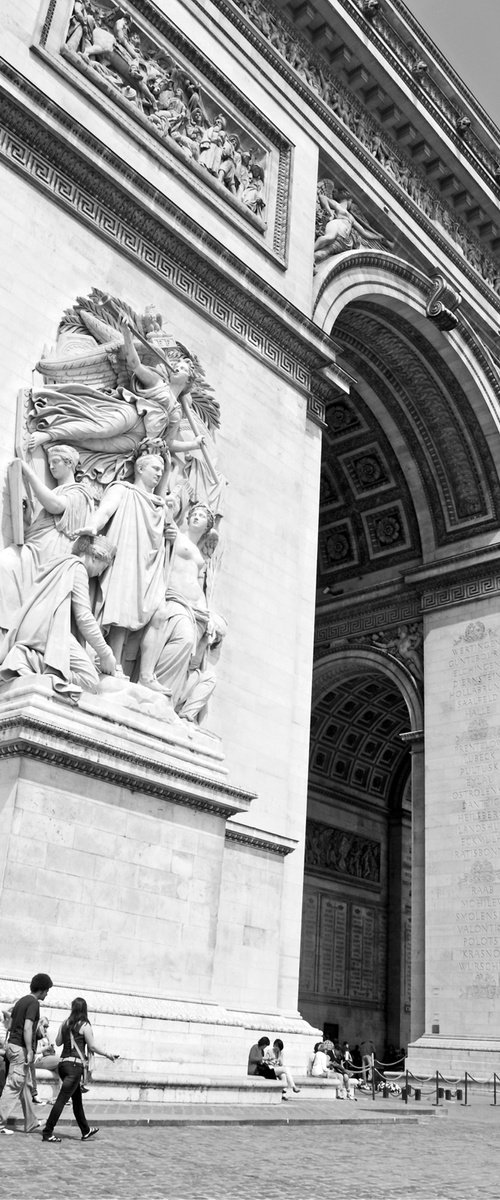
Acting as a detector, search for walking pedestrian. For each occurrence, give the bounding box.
[0,972,53,1135]
[42,997,118,1143]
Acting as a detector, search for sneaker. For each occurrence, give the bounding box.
[281,1092,290,1101]
[292,1087,301,1094]
[42,1133,62,1143]
[81,1086,90,1094]
[0,1127,14,1136]
[26,1122,43,1133]
[33,1098,47,1105]
[81,1127,99,1141]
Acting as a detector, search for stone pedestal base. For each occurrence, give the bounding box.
[407,1035,500,1080]
[0,680,319,1078]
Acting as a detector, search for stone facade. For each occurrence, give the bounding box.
[1,0,500,1085]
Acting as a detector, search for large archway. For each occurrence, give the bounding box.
[300,254,500,1060]
[299,650,422,1057]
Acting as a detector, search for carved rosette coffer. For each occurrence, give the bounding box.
[426,273,462,332]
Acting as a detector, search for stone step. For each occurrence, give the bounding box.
[34,1070,343,1105]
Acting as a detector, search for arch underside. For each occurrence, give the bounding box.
[302,264,500,1050]
[317,298,500,598]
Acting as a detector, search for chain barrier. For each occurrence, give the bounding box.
[345,1062,500,1109]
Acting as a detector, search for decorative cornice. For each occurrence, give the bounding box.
[377,0,500,147]
[342,0,499,179]
[225,820,297,855]
[222,0,500,308]
[0,709,254,817]
[0,60,342,420]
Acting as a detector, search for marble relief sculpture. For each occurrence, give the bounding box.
[0,292,227,724]
[0,535,117,699]
[0,445,93,631]
[314,180,393,269]
[63,1,267,219]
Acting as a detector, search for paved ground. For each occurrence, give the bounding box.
[1,1093,499,1200]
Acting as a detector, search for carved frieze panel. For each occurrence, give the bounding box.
[37,0,292,261]
[305,818,381,884]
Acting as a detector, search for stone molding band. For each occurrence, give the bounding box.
[225,820,297,855]
[0,976,308,1030]
[0,712,254,817]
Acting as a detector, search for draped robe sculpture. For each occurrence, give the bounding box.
[0,291,227,722]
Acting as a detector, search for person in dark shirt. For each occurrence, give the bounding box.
[247,1036,276,1079]
[0,972,53,1135]
[42,996,118,1143]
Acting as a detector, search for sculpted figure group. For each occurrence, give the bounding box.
[64,1,266,219]
[0,293,227,726]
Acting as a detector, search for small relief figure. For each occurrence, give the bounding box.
[198,114,226,175]
[74,444,172,692]
[314,186,356,263]
[0,445,93,632]
[240,164,265,216]
[149,81,188,139]
[153,502,227,722]
[218,135,240,194]
[0,535,117,700]
[371,623,423,679]
[65,0,96,55]
[314,181,393,269]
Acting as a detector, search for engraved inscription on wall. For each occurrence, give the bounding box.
[299,887,386,1005]
[450,621,500,999]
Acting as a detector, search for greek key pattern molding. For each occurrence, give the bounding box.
[0,78,329,412]
[315,594,421,646]
[422,575,500,613]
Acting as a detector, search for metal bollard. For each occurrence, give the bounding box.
[438,1087,445,1099]
[445,1089,452,1101]
[456,1088,463,1101]
[415,1088,421,1101]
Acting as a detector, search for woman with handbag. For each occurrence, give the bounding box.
[42,997,118,1143]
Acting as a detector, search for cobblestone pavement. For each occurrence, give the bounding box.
[1,1096,500,1200]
